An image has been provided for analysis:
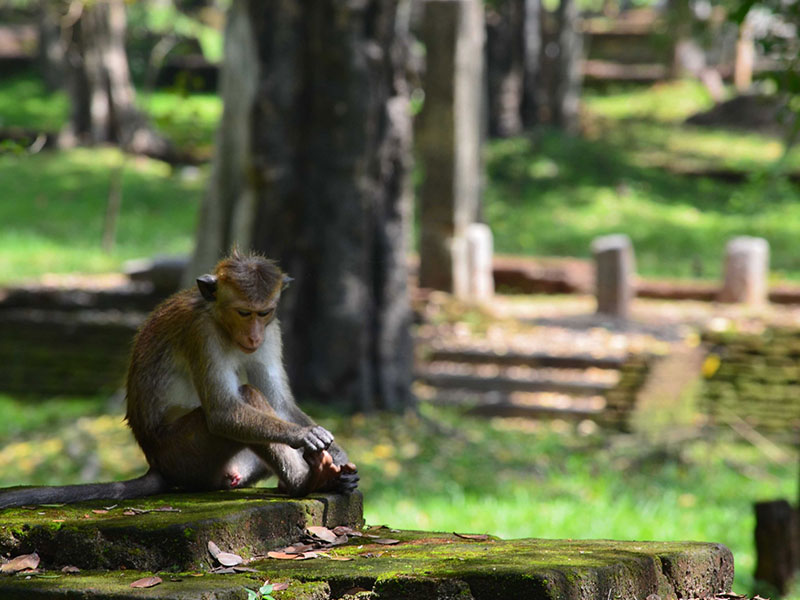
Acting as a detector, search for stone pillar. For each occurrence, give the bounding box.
[719,236,769,305]
[418,0,484,295]
[466,223,494,301]
[592,234,635,318]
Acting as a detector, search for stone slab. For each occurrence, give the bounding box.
[0,489,363,572]
[0,529,734,600]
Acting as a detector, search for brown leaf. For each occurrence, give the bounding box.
[207,541,222,559]
[282,543,314,554]
[61,566,80,574]
[0,552,40,574]
[329,556,354,561]
[454,532,490,541]
[216,552,243,567]
[272,582,290,591]
[122,510,136,516]
[130,576,162,588]
[267,551,300,560]
[295,552,318,560]
[373,538,400,545]
[91,509,108,515]
[52,519,65,523]
[307,526,338,543]
[332,526,361,537]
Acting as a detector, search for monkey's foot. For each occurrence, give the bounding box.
[305,450,343,493]
[225,471,243,488]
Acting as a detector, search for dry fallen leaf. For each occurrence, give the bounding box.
[454,533,490,541]
[294,552,319,560]
[130,576,162,588]
[216,552,243,567]
[123,510,136,516]
[307,526,338,543]
[267,551,300,560]
[92,509,108,515]
[272,582,290,591]
[207,541,222,559]
[332,526,361,537]
[329,556,354,561]
[373,538,400,545]
[0,552,40,574]
[61,566,80,574]
[282,543,315,554]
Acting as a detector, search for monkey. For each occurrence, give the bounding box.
[0,250,358,509]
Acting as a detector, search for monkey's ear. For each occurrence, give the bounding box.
[196,274,218,301]
[282,274,294,291]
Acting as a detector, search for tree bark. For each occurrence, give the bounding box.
[486,0,525,138]
[60,0,169,157]
[552,0,583,134]
[188,0,414,412]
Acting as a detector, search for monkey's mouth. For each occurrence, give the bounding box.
[237,343,260,354]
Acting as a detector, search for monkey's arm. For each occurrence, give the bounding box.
[195,363,332,453]
[245,361,351,466]
[245,360,358,493]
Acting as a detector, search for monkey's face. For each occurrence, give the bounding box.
[215,284,280,354]
[219,302,277,354]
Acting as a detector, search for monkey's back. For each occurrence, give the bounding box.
[125,289,209,458]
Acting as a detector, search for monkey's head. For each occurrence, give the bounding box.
[196,250,292,354]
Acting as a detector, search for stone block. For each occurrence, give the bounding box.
[465,223,495,301]
[719,236,769,305]
[0,489,363,572]
[591,234,635,318]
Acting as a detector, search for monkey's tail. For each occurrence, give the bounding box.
[0,470,169,509]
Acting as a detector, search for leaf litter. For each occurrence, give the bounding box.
[0,552,40,574]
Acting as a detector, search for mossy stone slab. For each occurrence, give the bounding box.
[0,488,363,572]
[0,529,733,600]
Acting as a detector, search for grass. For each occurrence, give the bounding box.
[0,147,202,284]
[0,393,793,596]
[486,80,800,280]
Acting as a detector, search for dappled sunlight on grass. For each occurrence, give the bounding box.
[487,83,800,279]
[0,147,202,284]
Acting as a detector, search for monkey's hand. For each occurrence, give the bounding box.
[292,425,334,453]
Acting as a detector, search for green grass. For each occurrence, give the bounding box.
[0,395,793,596]
[0,147,202,283]
[487,80,800,280]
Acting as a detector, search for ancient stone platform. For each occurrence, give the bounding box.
[0,489,734,600]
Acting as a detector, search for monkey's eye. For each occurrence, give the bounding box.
[257,309,274,318]
[236,309,252,317]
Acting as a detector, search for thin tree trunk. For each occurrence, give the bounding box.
[60,0,169,157]
[486,0,525,138]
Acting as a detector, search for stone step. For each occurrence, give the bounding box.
[0,489,363,572]
[416,371,613,396]
[0,529,734,600]
[426,348,625,370]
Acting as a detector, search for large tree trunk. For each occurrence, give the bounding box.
[188,0,414,412]
[60,0,168,157]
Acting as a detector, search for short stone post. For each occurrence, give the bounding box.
[718,236,769,305]
[592,234,635,318]
[417,0,484,296]
[466,223,494,301]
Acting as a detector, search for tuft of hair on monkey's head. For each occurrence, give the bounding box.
[214,250,286,304]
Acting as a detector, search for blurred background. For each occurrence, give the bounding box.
[0,0,799,596]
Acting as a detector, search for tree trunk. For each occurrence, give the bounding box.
[552,0,583,134]
[60,0,169,157]
[521,0,543,128]
[486,0,524,138]
[187,0,414,413]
